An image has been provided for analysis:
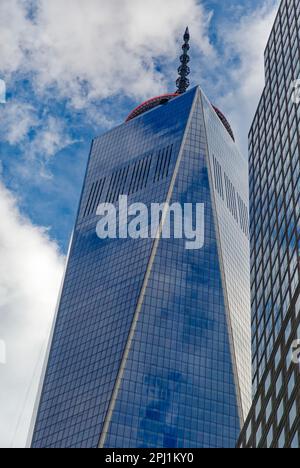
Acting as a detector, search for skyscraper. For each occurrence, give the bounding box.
[30,30,251,448]
[238,0,300,449]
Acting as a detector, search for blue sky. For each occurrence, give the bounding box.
[0,0,278,252]
[0,0,280,448]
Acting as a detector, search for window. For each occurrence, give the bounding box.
[265,372,272,395]
[224,173,239,222]
[276,373,283,397]
[256,396,262,420]
[277,399,284,424]
[278,428,285,449]
[246,421,252,444]
[291,432,299,449]
[84,177,106,217]
[153,146,173,183]
[256,423,262,447]
[267,425,273,448]
[285,320,292,344]
[266,398,273,422]
[289,401,297,429]
[288,373,295,399]
[275,347,281,369]
[213,156,224,200]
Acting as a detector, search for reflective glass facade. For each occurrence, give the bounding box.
[31,86,251,448]
[238,0,300,448]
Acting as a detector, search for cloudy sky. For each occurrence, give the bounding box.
[0,0,279,448]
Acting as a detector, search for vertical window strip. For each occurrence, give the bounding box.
[244,203,250,235]
[84,182,96,218]
[165,145,173,178]
[153,151,161,183]
[116,166,129,201]
[106,171,117,203]
[225,175,231,211]
[88,180,99,215]
[243,202,248,235]
[130,161,140,194]
[213,157,218,192]
[143,154,153,188]
[238,195,244,232]
[218,163,224,199]
[137,157,147,192]
[157,148,166,181]
[217,162,222,197]
[94,178,106,213]
[139,157,149,190]
[121,165,130,195]
[227,177,233,214]
[213,157,224,200]
[89,181,100,215]
[156,149,165,182]
[111,169,123,203]
[243,203,248,235]
[91,179,103,214]
[132,158,143,194]
[231,184,235,217]
[161,146,170,179]
[213,156,219,194]
[128,160,139,195]
[238,194,250,237]
[231,183,238,222]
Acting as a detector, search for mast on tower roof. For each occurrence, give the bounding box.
[176,27,191,94]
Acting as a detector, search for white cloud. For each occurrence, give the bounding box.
[0,181,64,448]
[0,0,213,175]
[0,0,280,151]
[0,101,38,145]
[0,79,6,104]
[0,0,213,107]
[217,0,280,153]
[0,0,29,74]
[33,116,75,159]
[0,101,77,178]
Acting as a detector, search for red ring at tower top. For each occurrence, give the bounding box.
[125,93,235,142]
[125,28,234,141]
[126,93,178,123]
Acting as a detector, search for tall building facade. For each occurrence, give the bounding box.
[238,0,300,449]
[30,34,251,448]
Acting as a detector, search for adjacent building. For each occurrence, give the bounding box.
[238,0,300,449]
[30,31,251,448]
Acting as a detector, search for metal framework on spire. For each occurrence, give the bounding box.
[176,27,190,94]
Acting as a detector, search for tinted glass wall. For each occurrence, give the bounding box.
[239,0,300,448]
[31,87,250,448]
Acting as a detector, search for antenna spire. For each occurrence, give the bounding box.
[176,27,190,94]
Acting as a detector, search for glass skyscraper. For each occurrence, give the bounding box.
[238,0,300,449]
[30,49,251,447]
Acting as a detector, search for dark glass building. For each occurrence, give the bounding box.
[30,36,251,448]
[238,0,300,449]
